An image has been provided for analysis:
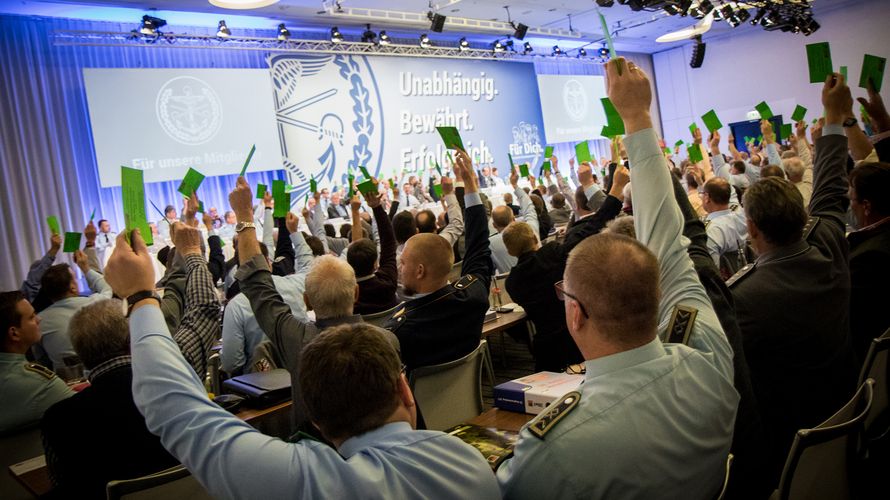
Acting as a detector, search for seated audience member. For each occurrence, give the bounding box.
[529,193,553,241]
[498,58,737,499]
[392,211,417,263]
[222,214,312,375]
[502,162,628,372]
[306,193,350,256]
[782,157,813,208]
[104,215,499,499]
[489,170,540,274]
[847,162,890,360]
[547,193,572,226]
[729,74,859,484]
[229,187,387,431]
[156,204,179,244]
[503,192,520,216]
[36,226,113,371]
[215,210,237,239]
[20,233,62,303]
[41,300,178,498]
[685,171,707,217]
[385,151,493,372]
[416,176,464,246]
[568,173,607,226]
[760,164,786,178]
[346,184,399,315]
[400,183,420,208]
[701,177,748,277]
[327,191,349,219]
[0,291,73,433]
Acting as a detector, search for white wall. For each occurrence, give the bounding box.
[652,0,890,145]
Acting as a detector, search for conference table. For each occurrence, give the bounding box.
[468,407,534,433]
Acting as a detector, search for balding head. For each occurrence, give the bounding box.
[502,221,538,257]
[702,177,731,212]
[399,233,454,295]
[492,205,515,232]
[305,256,358,319]
[564,234,660,354]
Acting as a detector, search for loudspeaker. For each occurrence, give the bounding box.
[430,13,446,33]
[690,38,706,68]
[513,22,528,40]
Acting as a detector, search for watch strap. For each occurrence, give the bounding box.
[126,290,161,317]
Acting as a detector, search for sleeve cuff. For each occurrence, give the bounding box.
[464,192,482,207]
[823,124,845,137]
[233,254,268,282]
[622,128,662,167]
[583,183,602,202]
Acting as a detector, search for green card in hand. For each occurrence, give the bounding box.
[177,168,205,198]
[63,232,81,253]
[433,184,443,198]
[519,163,530,178]
[121,166,153,246]
[46,216,61,235]
[791,105,808,122]
[840,66,848,82]
[310,177,317,194]
[542,161,552,173]
[601,98,625,135]
[598,11,617,61]
[806,42,833,84]
[860,54,886,92]
[436,126,465,151]
[544,146,553,159]
[689,122,699,136]
[575,141,592,163]
[674,139,684,147]
[273,193,291,218]
[701,110,723,132]
[256,184,266,199]
[601,126,616,139]
[359,166,372,180]
[755,101,774,120]
[780,124,793,141]
[357,179,377,195]
[239,144,256,177]
[687,145,704,164]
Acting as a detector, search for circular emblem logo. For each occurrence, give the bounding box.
[156,76,223,146]
[563,79,588,123]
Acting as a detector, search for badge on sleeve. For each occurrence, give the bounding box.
[666,305,698,345]
[528,391,581,439]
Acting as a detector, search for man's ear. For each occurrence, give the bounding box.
[746,218,759,240]
[570,300,586,334]
[416,263,425,281]
[303,293,313,311]
[397,374,418,429]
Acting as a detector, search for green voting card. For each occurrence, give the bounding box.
[575,141,592,163]
[89,208,96,222]
[239,144,256,177]
[791,105,808,123]
[840,65,848,82]
[508,153,516,170]
[310,177,317,194]
[388,179,396,190]
[63,232,81,253]
[542,160,552,173]
[687,145,704,164]
[544,146,554,159]
[601,98,625,135]
[860,54,886,92]
[601,126,616,139]
[597,9,620,74]
[674,139,684,147]
[256,184,267,199]
[435,161,443,177]
[689,122,698,136]
[701,110,723,132]
[347,174,355,198]
[663,147,672,155]
[177,168,205,198]
[755,101,774,120]
[359,166,372,180]
[121,166,153,246]
[46,216,60,235]
[433,184,443,198]
[780,124,793,141]
[436,126,465,151]
[357,179,377,195]
[806,42,833,84]
[273,193,291,218]
[519,163,530,178]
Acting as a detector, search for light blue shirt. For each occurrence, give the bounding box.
[37,269,113,371]
[95,231,117,251]
[497,128,738,500]
[221,232,313,374]
[705,207,748,266]
[489,186,538,274]
[128,304,501,499]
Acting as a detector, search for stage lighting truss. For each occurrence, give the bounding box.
[50,29,605,64]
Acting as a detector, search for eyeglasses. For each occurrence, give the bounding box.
[554,280,588,318]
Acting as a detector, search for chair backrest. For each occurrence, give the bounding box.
[447,261,462,284]
[361,302,404,328]
[408,340,486,431]
[106,465,212,500]
[857,327,890,437]
[775,379,874,500]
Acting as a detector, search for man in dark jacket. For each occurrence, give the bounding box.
[384,150,492,372]
[502,162,627,372]
[347,182,399,315]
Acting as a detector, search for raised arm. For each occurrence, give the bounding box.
[363,181,398,288]
[308,194,330,254]
[21,233,60,301]
[437,175,465,246]
[207,235,226,285]
[810,73,854,232]
[761,121,783,167]
[795,121,813,166]
[510,168,540,239]
[351,195,363,244]
[261,193,275,249]
[551,155,578,213]
[453,150,492,287]
[559,166,629,257]
[286,213,314,275]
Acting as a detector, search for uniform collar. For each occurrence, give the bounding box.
[0,352,26,362]
[756,239,809,266]
[583,337,665,382]
[315,314,363,330]
[338,421,414,459]
[706,208,732,220]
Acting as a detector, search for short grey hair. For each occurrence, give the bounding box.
[783,158,805,182]
[69,299,129,370]
[603,216,636,239]
[306,256,356,319]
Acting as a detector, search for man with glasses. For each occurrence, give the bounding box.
[497,58,738,499]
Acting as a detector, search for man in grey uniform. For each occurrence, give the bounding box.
[497,58,738,499]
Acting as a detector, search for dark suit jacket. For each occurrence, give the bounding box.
[730,133,858,480]
[848,218,890,360]
[506,195,621,372]
[41,363,178,499]
[384,200,492,372]
[355,205,399,315]
[327,202,349,219]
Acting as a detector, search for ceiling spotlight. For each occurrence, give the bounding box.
[577,47,588,58]
[664,0,692,16]
[379,31,392,45]
[598,46,610,58]
[750,8,766,25]
[330,26,344,43]
[459,37,470,51]
[596,0,615,6]
[523,42,533,54]
[139,15,166,36]
[761,11,780,28]
[361,24,377,44]
[689,0,714,19]
[552,45,563,56]
[217,20,231,38]
[419,33,432,49]
[493,40,505,53]
[277,23,290,41]
[800,18,820,36]
[719,4,734,22]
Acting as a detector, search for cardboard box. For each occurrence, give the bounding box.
[494,371,584,415]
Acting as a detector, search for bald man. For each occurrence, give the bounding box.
[489,169,540,273]
[384,150,492,372]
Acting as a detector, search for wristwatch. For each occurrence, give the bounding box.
[126,290,161,317]
[235,222,256,233]
[843,117,858,128]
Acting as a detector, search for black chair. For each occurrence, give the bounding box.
[857,327,890,441]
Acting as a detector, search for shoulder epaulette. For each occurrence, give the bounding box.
[803,216,820,241]
[665,305,698,345]
[24,363,56,380]
[726,263,755,288]
[453,274,477,290]
[528,391,581,439]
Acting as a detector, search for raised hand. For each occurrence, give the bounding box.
[605,57,653,134]
[105,230,156,298]
[857,80,890,133]
[609,165,631,199]
[795,120,808,139]
[263,190,273,208]
[350,194,362,212]
[171,221,202,256]
[49,233,61,255]
[811,117,825,142]
[453,149,477,193]
[229,177,254,223]
[551,155,559,172]
[441,175,454,196]
[693,127,703,145]
[183,192,200,227]
[823,72,854,126]
[84,221,97,246]
[73,250,89,273]
[286,212,299,234]
[362,179,383,208]
[578,161,594,188]
[509,166,519,187]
